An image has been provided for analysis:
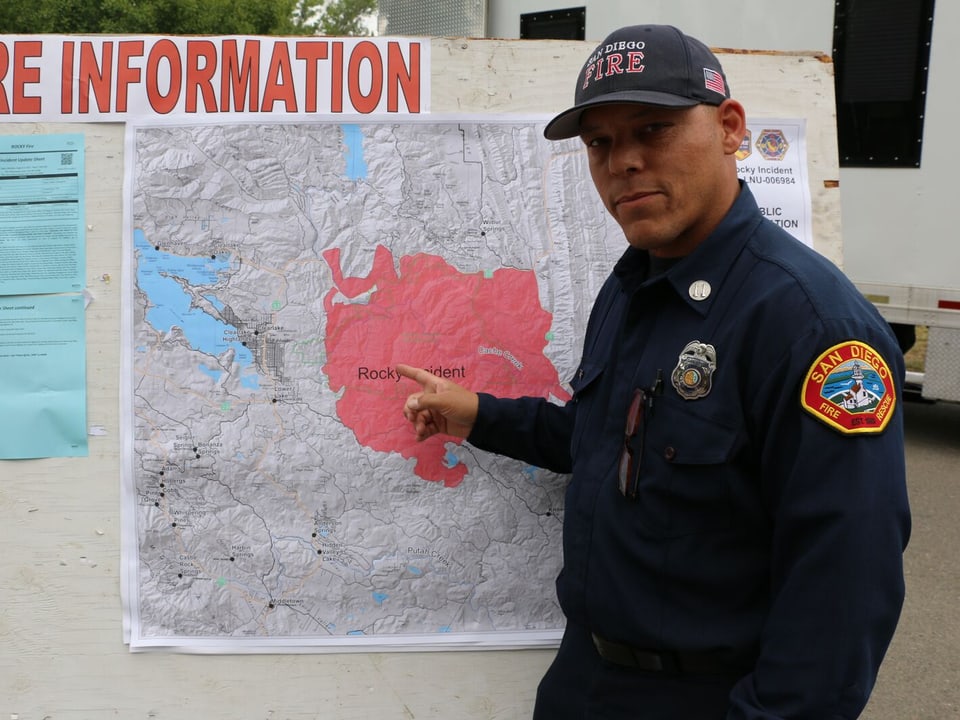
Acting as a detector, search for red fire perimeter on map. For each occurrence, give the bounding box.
[322,245,569,487]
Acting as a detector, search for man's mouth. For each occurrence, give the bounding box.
[615,191,658,209]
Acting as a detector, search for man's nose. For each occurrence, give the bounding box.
[608,140,644,175]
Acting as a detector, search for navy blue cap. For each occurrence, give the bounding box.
[544,24,731,140]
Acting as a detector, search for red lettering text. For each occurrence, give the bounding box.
[116,41,145,113]
[261,43,297,112]
[185,40,218,113]
[147,39,182,115]
[221,39,260,113]
[349,41,382,114]
[0,41,43,114]
[296,41,329,113]
[60,40,74,113]
[331,41,344,112]
[78,41,113,114]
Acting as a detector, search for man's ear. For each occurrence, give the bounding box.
[717,99,748,155]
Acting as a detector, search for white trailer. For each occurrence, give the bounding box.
[483,0,960,402]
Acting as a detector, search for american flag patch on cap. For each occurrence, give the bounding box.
[703,68,726,96]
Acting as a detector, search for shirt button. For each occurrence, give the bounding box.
[664,446,677,461]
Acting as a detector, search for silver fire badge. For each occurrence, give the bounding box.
[671,341,717,400]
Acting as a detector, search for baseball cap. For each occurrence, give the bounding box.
[544,24,731,140]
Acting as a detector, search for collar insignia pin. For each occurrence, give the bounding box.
[688,280,712,301]
[671,340,717,400]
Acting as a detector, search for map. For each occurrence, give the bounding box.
[122,119,623,650]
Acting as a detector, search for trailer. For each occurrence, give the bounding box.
[476,0,960,402]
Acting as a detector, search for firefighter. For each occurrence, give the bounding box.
[398,24,910,719]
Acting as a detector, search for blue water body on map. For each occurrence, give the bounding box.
[442,450,460,469]
[198,363,222,382]
[439,626,451,633]
[134,229,255,369]
[407,566,422,576]
[347,629,365,636]
[342,125,368,181]
[372,592,388,606]
[204,294,225,311]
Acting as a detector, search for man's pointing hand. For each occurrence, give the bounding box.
[397,364,479,441]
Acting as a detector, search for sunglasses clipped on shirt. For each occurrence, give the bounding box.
[617,371,662,500]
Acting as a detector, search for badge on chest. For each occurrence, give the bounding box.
[671,340,717,400]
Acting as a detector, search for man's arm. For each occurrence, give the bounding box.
[727,329,911,719]
[397,364,575,474]
[468,393,575,474]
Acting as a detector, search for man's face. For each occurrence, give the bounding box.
[579,101,743,257]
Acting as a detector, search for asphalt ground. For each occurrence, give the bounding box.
[862,398,960,719]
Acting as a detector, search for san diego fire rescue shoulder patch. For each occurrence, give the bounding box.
[800,340,897,434]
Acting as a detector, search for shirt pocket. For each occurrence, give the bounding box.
[635,400,744,538]
[568,360,605,459]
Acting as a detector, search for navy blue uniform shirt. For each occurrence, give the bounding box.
[468,183,911,719]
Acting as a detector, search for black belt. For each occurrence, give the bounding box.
[591,634,749,676]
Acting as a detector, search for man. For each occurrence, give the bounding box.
[398,24,910,719]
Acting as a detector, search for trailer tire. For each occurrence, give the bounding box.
[889,322,916,354]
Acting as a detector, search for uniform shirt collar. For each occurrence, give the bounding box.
[613,181,762,316]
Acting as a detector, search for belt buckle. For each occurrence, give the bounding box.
[592,633,669,672]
